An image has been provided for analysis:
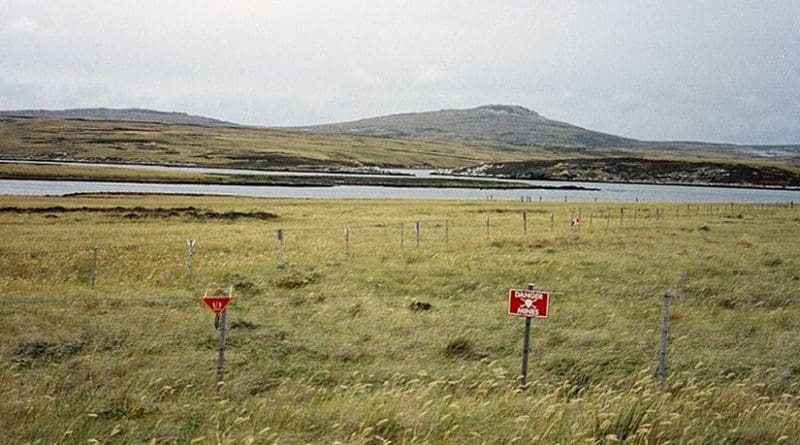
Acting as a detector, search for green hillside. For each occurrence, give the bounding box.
[0,117,542,169]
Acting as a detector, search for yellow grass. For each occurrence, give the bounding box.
[0,194,798,443]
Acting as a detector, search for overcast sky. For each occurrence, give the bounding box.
[1,0,799,144]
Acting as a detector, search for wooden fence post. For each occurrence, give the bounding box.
[90,247,98,289]
[186,239,196,283]
[276,229,285,260]
[523,211,527,234]
[657,291,673,384]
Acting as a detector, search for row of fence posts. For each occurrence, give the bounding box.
[79,213,670,288]
[83,203,795,288]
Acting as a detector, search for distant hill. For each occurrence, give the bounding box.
[298,104,637,148]
[296,104,800,161]
[0,108,234,126]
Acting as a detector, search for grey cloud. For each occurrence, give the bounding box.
[0,0,798,144]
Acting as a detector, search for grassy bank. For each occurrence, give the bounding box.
[0,162,544,189]
[1,195,798,443]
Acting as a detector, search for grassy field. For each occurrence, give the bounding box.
[1,194,799,443]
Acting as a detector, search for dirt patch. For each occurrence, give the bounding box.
[273,268,319,289]
[11,340,83,367]
[443,337,476,359]
[0,206,278,221]
[229,320,260,330]
[409,300,432,312]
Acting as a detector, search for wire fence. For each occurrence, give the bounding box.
[0,202,796,291]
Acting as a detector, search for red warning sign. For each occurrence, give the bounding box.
[201,295,232,315]
[507,288,549,318]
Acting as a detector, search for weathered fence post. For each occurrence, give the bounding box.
[415,221,421,247]
[186,239,196,283]
[523,211,527,234]
[90,247,98,289]
[344,225,351,255]
[550,212,554,232]
[276,229,285,260]
[485,215,491,236]
[656,291,673,384]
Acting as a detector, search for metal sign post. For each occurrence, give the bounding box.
[507,284,550,388]
[216,303,228,386]
[202,288,233,388]
[521,314,532,387]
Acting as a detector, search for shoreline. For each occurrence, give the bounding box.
[0,157,796,192]
[0,168,596,191]
[437,172,800,192]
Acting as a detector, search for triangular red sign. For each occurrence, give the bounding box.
[202,295,232,315]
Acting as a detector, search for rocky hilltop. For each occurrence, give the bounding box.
[297,104,800,161]
[298,104,637,148]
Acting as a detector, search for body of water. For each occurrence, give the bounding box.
[1,160,798,202]
[2,178,798,203]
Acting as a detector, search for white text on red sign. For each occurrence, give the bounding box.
[507,289,550,318]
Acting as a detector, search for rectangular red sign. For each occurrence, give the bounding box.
[507,288,549,318]
[202,296,232,315]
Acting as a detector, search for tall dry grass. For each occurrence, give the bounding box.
[0,194,798,443]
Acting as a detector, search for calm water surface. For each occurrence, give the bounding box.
[2,179,798,203]
[0,161,797,202]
